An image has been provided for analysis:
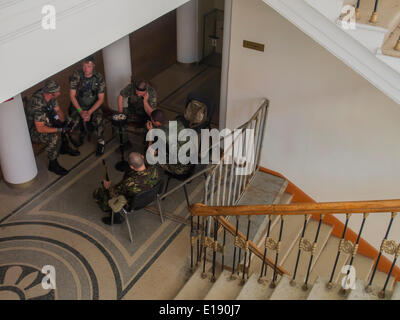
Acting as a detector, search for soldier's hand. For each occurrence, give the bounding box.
[80,110,89,120]
[146,120,153,131]
[103,180,111,190]
[143,92,149,103]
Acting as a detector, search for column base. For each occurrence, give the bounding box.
[5,174,38,189]
[176,61,199,68]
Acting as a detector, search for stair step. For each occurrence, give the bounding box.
[253,191,292,250]
[346,279,382,300]
[250,214,306,281]
[345,273,396,300]
[269,275,310,300]
[236,273,277,300]
[174,263,217,300]
[280,192,293,205]
[309,237,349,285]
[351,255,375,282]
[281,220,333,282]
[368,270,396,292]
[307,277,346,300]
[203,270,244,300]
[392,282,400,300]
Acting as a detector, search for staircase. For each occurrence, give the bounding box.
[174,171,399,300]
[262,0,400,105]
[305,0,400,73]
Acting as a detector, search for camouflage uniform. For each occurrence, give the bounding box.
[157,119,194,176]
[117,83,157,144]
[69,69,106,140]
[26,89,61,160]
[93,165,159,212]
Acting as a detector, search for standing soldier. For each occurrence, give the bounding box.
[27,80,79,176]
[117,79,157,144]
[69,55,106,156]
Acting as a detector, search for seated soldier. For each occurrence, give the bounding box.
[117,78,157,145]
[27,80,80,176]
[93,152,160,225]
[147,109,195,176]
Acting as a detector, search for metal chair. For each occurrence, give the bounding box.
[111,180,163,243]
[162,163,209,209]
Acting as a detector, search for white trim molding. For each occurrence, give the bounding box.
[262,0,400,105]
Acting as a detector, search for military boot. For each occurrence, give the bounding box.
[102,213,125,225]
[48,159,69,176]
[96,140,105,156]
[60,138,80,157]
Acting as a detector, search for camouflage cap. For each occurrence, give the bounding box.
[43,80,60,94]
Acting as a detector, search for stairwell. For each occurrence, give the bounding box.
[174,171,399,300]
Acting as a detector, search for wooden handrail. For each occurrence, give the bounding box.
[216,216,289,276]
[190,199,400,217]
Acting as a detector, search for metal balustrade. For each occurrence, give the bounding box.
[190,200,400,298]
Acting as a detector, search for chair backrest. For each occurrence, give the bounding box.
[130,180,162,211]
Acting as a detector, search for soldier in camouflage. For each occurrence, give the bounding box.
[147,109,195,176]
[117,79,157,145]
[69,55,106,156]
[26,80,80,176]
[93,152,160,225]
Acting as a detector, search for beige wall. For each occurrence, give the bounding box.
[226,0,400,253]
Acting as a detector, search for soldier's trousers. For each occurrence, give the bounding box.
[93,186,111,212]
[160,163,194,176]
[31,133,61,161]
[69,105,105,141]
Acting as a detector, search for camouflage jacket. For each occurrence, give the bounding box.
[26,89,59,135]
[70,70,106,108]
[120,83,157,113]
[109,165,159,200]
[159,119,189,157]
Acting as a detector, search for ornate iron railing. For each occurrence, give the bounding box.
[190,200,400,297]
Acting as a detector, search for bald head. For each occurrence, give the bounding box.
[128,152,145,170]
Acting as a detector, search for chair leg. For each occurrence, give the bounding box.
[111,211,114,226]
[183,185,190,209]
[162,176,171,201]
[125,211,134,243]
[165,176,171,193]
[156,195,164,224]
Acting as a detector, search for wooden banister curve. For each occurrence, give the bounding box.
[190,200,400,217]
[216,216,289,276]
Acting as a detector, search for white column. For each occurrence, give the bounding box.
[102,35,132,111]
[219,0,232,130]
[0,95,38,186]
[177,0,198,64]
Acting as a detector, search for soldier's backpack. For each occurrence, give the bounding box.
[184,99,208,128]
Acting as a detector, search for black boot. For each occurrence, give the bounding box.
[102,212,125,225]
[60,136,80,156]
[96,140,105,156]
[69,134,84,148]
[48,159,69,176]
